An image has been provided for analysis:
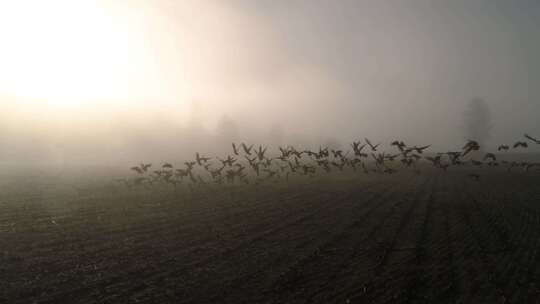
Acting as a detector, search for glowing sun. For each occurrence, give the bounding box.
[0,0,158,108]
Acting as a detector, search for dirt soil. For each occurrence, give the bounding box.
[1,169,540,303]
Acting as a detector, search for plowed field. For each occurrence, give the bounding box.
[2,169,540,303]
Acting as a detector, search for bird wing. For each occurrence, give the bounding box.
[525,134,539,143]
[365,138,373,148]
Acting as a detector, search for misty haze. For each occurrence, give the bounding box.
[1,1,540,303]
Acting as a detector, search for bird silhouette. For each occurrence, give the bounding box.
[279,146,291,158]
[195,153,211,165]
[128,134,538,190]
[317,147,329,158]
[365,138,380,151]
[385,154,400,161]
[263,157,273,168]
[256,146,267,161]
[351,141,367,156]
[130,166,144,174]
[304,150,318,159]
[232,143,239,155]
[441,152,462,165]
[412,145,431,154]
[184,161,196,171]
[241,143,254,155]
[524,134,540,144]
[371,153,386,165]
[140,163,152,172]
[483,153,496,162]
[291,149,304,158]
[462,140,480,156]
[357,152,368,158]
[209,165,225,179]
[391,140,406,152]
[245,155,257,165]
[218,156,236,167]
[331,149,344,158]
[513,141,528,149]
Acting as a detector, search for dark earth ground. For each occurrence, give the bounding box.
[1,168,540,303]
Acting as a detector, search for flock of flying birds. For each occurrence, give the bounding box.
[120,133,540,189]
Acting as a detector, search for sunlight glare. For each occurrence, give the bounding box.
[0,0,161,108]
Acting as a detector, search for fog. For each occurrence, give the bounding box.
[1,0,539,167]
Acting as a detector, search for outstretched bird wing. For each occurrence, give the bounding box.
[525,134,540,144]
[365,138,373,148]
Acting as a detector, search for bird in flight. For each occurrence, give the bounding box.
[351,141,367,156]
[130,166,144,174]
[331,149,344,158]
[513,141,528,149]
[139,163,152,172]
[462,140,480,156]
[232,143,239,155]
[241,143,254,155]
[256,145,267,161]
[218,156,236,167]
[483,153,496,162]
[412,145,431,154]
[384,153,400,161]
[184,161,196,171]
[196,153,211,166]
[365,138,380,151]
[127,131,540,189]
[524,134,540,144]
[391,140,406,152]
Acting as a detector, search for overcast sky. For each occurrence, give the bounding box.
[0,0,538,165]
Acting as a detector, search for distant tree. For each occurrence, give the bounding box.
[216,115,239,148]
[464,97,492,149]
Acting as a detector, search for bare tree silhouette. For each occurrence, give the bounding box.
[216,115,239,148]
[464,97,492,150]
